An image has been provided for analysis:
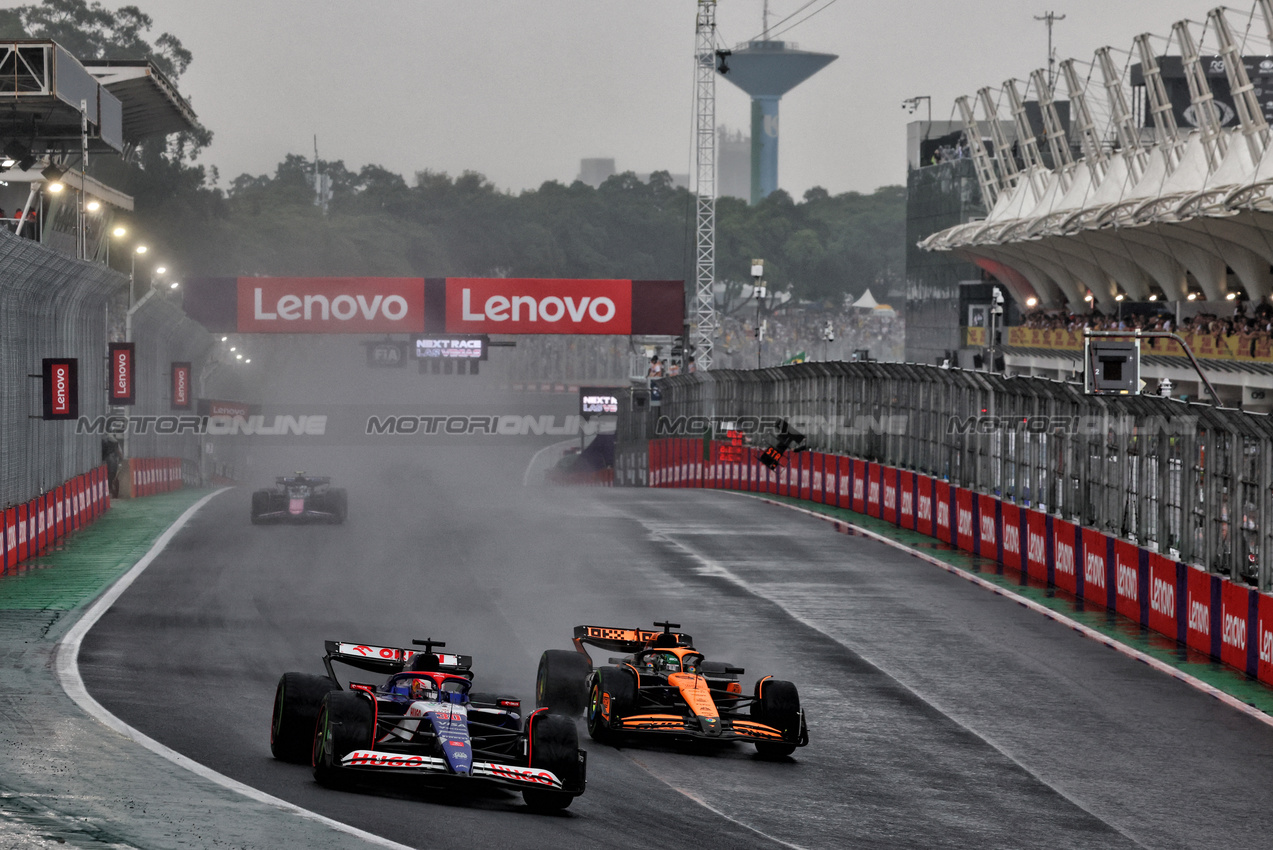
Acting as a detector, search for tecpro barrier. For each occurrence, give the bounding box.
[2,465,109,573]
[128,457,184,497]
[640,438,1273,688]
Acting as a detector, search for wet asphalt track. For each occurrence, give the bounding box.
[79,448,1273,849]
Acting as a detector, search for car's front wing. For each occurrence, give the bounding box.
[614,713,807,746]
[340,750,573,791]
[253,508,338,523]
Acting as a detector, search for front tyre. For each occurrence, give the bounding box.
[586,668,635,744]
[522,712,582,812]
[330,488,347,524]
[312,691,374,787]
[270,672,339,763]
[536,649,592,716]
[751,678,801,758]
[250,491,269,525]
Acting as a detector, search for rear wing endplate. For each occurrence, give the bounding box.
[323,640,473,679]
[571,625,694,655]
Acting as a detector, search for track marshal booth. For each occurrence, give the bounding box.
[181,277,685,336]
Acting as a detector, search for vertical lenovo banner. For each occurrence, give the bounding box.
[866,464,881,518]
[1052,519,1078,594]
[41,358,79,420]
[898,471,915,529]
[1081,528,1109,608]
[954,489,974,552]
[1025,510,1048,582]
[1258,594,1273,686]
[836,456,851,509]
[882,467,898,524]
[1147,554,1180,641]
[1113,541,1142,623]
[915,475,934,536]
[1000,502,1021,569]
[851,460,866,513]
[171,362,192,410]
[810,453,824,504]
[109,343,136,405]
[1218,580,1255,675]
[1185,566,1215,655]
[934,480,952,543]
[976,494,998,559]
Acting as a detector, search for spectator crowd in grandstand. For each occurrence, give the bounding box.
[1021,300,1273,353]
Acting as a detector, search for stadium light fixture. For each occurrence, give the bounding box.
[1226,292,1237,300]
[46,181,63,193]
[1187,292,1198,301]
[1026,296,1038,307]
[112,226,126,237]
[229,346,236,352]
[1084,293,1094,302]
[245,358,251,363]
[221,336,228,342]
[169,281,179,289]
[1148,294,1158,301]
[235,354,243,360]
[155,266,166,275]
[1115,293,1124,302]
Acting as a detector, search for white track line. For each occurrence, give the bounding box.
[729,491,1273,730]
[522,438,579,486]
[56,488,415,850]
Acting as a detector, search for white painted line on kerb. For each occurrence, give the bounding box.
[523,438,579,486]
[56,487,415,850]
[727,491,1273,731]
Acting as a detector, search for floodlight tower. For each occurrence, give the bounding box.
[693,0,719,370]
[720,31,836,203]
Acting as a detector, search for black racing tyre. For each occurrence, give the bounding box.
[270,672,338,763]
[250,491,269,524]
[751,678,801,758]
[330,488,347,524]
[522,713,582,811]
[535,649,592,716]
[586,667,635,744]
[312,691,375,787]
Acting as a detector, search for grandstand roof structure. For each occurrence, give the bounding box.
[921,1,1273,313]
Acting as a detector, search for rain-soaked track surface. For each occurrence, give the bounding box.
[80,452,1273,849]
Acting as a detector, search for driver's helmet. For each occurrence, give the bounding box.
[409,677,438,700]
[650,651,681,673]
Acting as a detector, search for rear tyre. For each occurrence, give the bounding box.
[536,650,592,716]
[751,678,801,758]
[270,672,338,763]
[250,491,269,525]
[586,667,635,744]
[312,691,375,787]
[522,713,581,811]
[330,489,347,524]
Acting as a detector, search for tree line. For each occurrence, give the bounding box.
[2,1,904,308]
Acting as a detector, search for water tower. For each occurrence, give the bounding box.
[721,39,836,203]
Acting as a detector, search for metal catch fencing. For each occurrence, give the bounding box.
[619,362,1273,591]
[0,228,121,507]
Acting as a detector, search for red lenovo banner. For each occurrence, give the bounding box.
[1259,594,1273,686]
[448,278,630,335]
[108,343,135,405]
[1081,528,1109,607]
[796,452,810,500]
[882,467,898,524]
[1113,540,1142,623]
[866,464,881,518]
[1025,510,1047,582]
[36,493,47,553]
[42,358,79,419]
[171,362,192,410]
[16,503,27,562]
[1185,566,1214,654]
[3,507,13,570]
[1001,502,1021,569]
[1148,554,1179,640]
[811,453,826,504]
[851,460,866,513]
[977,494,997,559]
[934,480,952,542]
[954,488,974,552]
[239,277,426,333]
[1219,579,1254,674]
[898,471,915,529]
[915,475,934,536]
[1052,519,1078,594]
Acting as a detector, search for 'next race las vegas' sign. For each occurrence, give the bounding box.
[181,277,684,336]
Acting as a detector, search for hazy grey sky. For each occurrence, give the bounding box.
[112,1,1234,195]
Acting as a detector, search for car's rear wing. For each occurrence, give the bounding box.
[323,640,473,680]
[277,476,330,485]
[571,625,694,655]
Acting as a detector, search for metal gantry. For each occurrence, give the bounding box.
[693,0,718,370]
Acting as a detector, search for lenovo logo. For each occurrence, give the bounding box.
[51,363,70,414]
[917,493,932,522]
[936,500,950,529]
[979,513,995,545]
[1260,622,1273,664]
[238,278,425,333]
[448,278,631,334]
[1027,529,1045,564]
[1084,551,1105,589]
[1188,596,1210,635]
[1116,562,1137,601]
[1151,575,1174,616]
[1055,540,1075,576]
[1222,608,1246,650]
[883,483,895,507]
[1003,523,1020,556]
[868,480,880,504]
[901,490,913,516]
[853,479,865,501]
[957,506,972,538]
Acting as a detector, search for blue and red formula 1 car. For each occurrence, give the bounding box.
[535,621,808,757]
[271,638,586,811]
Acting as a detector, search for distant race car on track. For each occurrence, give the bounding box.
[536,621,808,757]
[250,473,346,524]
[271,638,586,811]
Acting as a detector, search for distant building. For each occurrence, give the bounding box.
[577,158,616,188]
[718,127,749,200]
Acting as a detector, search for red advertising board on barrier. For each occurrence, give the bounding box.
[3,507,13,569]
[1113,540,1141,623]
[1259,594,1273,686]
[852,460,867,513]
[954,488,974,552]
[16,503,27,562]
[1148,554,1181,642]
[798,452,811,501]
[899,471,915,529]
[882,467,898,524]
[934,480,952,543]
[836,456,851,509]
[1000,502,1021,569]
[977,494,997,559]
[1081,527,1109,608]
[915,475,933,536]
[54,485,64,538]
[1185,566,1214,654]
[1219,579,1253,673]
[866,464,881,518]
[811,453,825,504]
[1052,519,1078,594]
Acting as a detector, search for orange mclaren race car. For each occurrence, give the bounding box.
[535,621,807,757]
